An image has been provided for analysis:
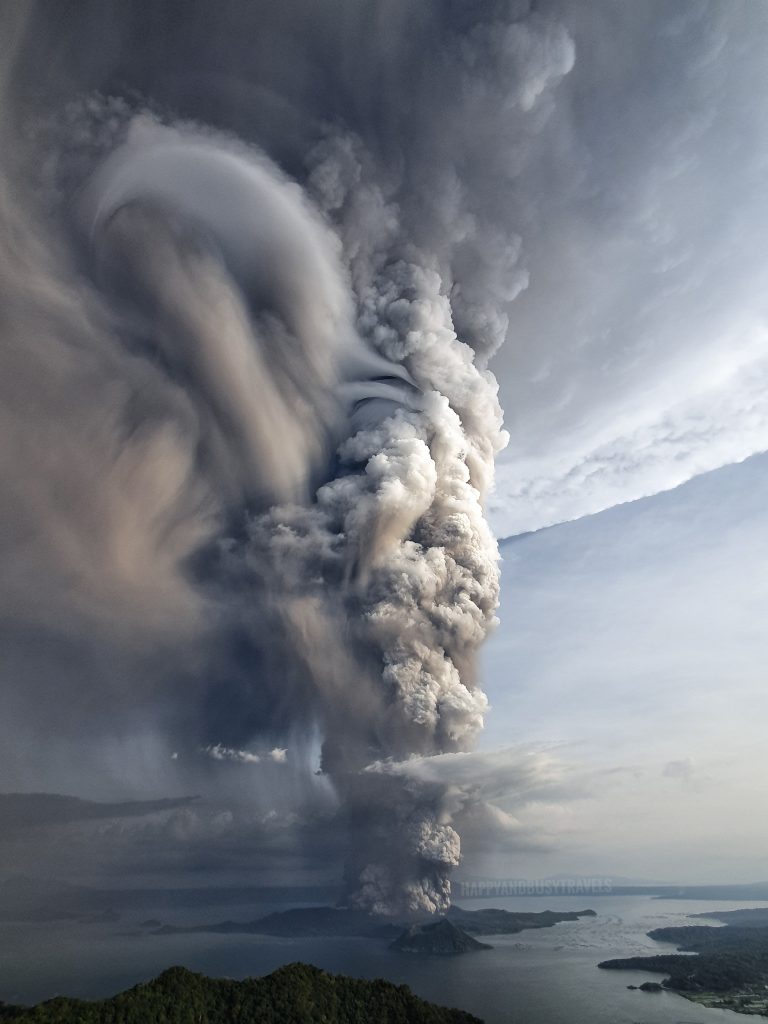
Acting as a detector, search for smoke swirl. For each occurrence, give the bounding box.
[0,0,574,913]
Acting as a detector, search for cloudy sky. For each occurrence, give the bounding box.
[488,0,768,537]
[1,0,767,895]
[476,0,768,883]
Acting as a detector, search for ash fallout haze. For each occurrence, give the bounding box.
[0,0,570,917]
[2,0,768,938]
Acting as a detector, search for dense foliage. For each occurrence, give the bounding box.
[599,924,768,993]
[0,964,482,1024]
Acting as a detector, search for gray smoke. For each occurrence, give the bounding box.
[0,0,574,914]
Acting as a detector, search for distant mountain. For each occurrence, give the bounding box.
[0,963,482,1024]
[390,919,492,955]
[650,883,768,900]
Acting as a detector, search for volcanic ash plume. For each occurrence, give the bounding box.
[1,1,575,914]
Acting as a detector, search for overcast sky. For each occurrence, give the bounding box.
[1,0,767,893]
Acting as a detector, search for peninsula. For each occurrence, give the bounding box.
[598,917,768,1016]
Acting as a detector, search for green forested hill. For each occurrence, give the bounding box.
[0,963,482,1024]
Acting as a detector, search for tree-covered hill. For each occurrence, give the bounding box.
[598,924,768,994]
[0,963,482,1024]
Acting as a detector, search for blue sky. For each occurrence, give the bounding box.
[479,453,768,882]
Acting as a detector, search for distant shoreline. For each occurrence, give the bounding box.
[453,883,768,901]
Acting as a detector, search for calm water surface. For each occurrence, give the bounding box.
[3,895,768,1024]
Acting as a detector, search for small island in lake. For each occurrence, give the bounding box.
[390,918,492,955]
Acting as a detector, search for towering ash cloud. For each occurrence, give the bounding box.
[0,1,573,914]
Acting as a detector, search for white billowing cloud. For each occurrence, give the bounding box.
[365,747,576,803]
[364,747,590,862]
[203,744,289,766]
[203,744,261,765]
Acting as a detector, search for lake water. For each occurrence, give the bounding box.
[2,894,768,1023]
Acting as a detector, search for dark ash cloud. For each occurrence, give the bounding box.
[0,0,577,912]
[0,793,199,831]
